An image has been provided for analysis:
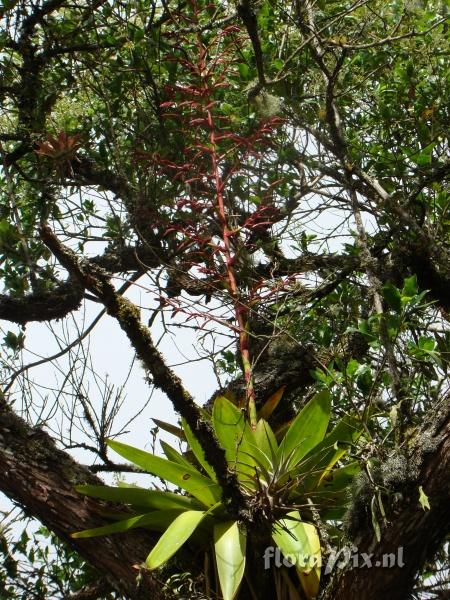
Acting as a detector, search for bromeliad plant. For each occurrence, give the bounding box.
[73,390,362,600]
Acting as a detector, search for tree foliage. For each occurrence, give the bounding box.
[0,0,449,599]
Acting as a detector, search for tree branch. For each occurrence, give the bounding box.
[0,280,84,325]
[237,0,266,86]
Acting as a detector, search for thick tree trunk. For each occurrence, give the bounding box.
[0,394,166,600]
[321,398,450,600]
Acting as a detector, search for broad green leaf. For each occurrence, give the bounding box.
[72,509,184,539]
[107,440,221,507]
[75,485,203,511]
[212,396,256,457]
[214,521,246,600]
[160,440,192,467]
[238,445,272,484]
[146,510,206,569]
[382,282,401,311]
[277,391,331,469]
[238,63,250,79]
[249,419,278,478]
[273,511,321,576]
[299,413,363,486]
[273,511,321,599]
[402,274,418,298]
[182,418,217,481]
[255,419,278,458]
[212,396,257,483]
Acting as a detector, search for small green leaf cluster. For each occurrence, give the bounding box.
[0,525,97,599]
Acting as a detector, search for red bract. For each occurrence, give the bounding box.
[221,25,241,35]
[189,118,208,126]
[160,112,181,119]
[35,131,81,161]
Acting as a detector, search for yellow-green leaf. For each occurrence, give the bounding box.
[160,440,192,467]
[72,509,184,539]
[146,510,206,569]
[273,511,321,599]
[255,418,278,461]
[107,439,220,507]
[182,418,217,481]
[418,486,430,511]
[273,511,321,575]
[277,390,331,469]
[214,521,246,600]
[75,485,203,511]
[152,418,185,439]
[258,386,286,421]
[212,396,257,485]
[299,413,362,485]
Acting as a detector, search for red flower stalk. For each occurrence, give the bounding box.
[141,0,285,428]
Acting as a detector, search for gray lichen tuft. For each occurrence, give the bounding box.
[252,90,283,117]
